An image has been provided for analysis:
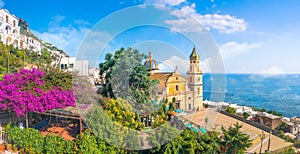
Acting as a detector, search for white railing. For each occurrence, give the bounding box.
[6,30,12,36]
[7,21,12,26]
[13,34,19,39]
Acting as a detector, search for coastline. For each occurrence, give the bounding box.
[203,73,300,118]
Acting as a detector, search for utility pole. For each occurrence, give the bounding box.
[259,131,265,154]
[23,49,25,67]
[6,46,10,73]
[266,130,272,153]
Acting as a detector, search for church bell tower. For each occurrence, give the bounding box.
[187,46,203,109]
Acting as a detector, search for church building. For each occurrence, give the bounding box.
[144,47,203,112]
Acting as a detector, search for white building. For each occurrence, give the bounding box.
[0,9,41,52]
[89,68,101,84]
[60,57,89,76]
[74,60,89,76]
[60,57,76,72]
[18,17,41,52]
[0,9,20,47]
[20,34,41,52]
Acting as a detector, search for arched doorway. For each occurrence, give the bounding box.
[258,117,264,125]
[13,29,18,37]
[13,40,18,48]
[6,36,12,44]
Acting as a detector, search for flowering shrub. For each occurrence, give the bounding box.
[0,68,75,117]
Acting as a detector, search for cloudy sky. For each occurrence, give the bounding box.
[2,0,300,74]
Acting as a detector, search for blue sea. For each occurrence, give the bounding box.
[203,74,300,118]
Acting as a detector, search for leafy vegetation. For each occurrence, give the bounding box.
[226,107,236,114]
[275,122,290,132]
[253,107,267,112]
[243,112,250,119]
[0,42,54,79]
[42,67,73,91]
[0,69,75,128]
[150,99,172,128]
[99,48,158,109]
[279,147,297,154]
[253,107,283,116]
[1,46,253,153]
[277,131,295,143]
[220,123,252,153]
[267,110,283,116]
[102,98,145,130]
[5,121,252,154]
[294,140,300,148]
[84,105,142,150]
[6,124,44,153]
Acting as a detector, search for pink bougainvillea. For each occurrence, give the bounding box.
[0,68,75,117]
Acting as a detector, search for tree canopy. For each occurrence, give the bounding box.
[99,48,158,110]
[220,123,252,153]
[0,42,54,78]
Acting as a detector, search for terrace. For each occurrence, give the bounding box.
[37,104,94,138]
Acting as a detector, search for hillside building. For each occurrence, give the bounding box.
[0,9,41,52]
[0,9,20,47]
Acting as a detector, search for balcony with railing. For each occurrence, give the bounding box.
[6,30,12,36]
[157,90,194,98]
[13,33,19,39]
[7,20,12,26]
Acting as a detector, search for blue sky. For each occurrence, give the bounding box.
[2,0,300,74]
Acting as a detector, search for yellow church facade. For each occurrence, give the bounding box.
[144,47,203,112]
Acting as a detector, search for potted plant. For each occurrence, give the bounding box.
[170,111,176,116]
[13,145,18,152]
[5,143,12,151]
[0,144,5,152]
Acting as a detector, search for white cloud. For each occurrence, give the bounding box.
[0,0,4,8]
[261,66,284,74]
[165,17,205,33]
[158,56,208,73]
[169,4,196,17]
[33,15,91,56]
[144,0,186,6]
[219,42,262,59]
[165,3,246,34]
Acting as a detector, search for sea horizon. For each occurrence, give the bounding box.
[203,74,300,118]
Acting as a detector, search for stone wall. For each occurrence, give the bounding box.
[220,110,282,137]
